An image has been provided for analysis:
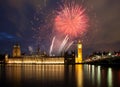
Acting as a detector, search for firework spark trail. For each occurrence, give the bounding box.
[58,35,69,54]
[58,35,69,53]
[65,41,74,51]
[49,36,56,56]
[54,1,89,38]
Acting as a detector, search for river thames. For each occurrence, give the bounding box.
[0,64,120,87]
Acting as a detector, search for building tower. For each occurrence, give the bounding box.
[75,41,82,63]
[12,44,21,57]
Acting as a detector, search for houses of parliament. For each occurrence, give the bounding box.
[5,41,83,64]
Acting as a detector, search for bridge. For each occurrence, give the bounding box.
[83,54,120,65]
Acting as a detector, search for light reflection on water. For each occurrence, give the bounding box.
[75,65,83,87]
[6,64,64,81]
[0,64,120,87]
[108,68,112,87]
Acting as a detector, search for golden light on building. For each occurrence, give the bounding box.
[6,41,83,64]
[75,40,82,63]
[13,44,21,57]
[6,57,64,64]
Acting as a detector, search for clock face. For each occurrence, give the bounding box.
[78,44,82,48]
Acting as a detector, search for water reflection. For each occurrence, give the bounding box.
[75,65,83,87]
[107,68,112,87]
[91,65,95,85]
[0,64,120,87]
[6,64,64,81]
[97,66,101,87]
[83,65,114,87]
[4,64,65,87]
[86,65,101,86]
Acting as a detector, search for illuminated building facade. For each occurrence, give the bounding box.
[12,44,21,57]
[75,41,82,63]
[6,41,83,64]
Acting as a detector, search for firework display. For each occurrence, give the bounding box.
[32,1,89,55]
[54,2,89,37]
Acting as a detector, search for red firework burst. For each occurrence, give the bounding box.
[54,2,89,37]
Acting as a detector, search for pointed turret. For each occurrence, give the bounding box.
[12,43,21,57]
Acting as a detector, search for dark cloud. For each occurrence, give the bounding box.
[0,32,16,40]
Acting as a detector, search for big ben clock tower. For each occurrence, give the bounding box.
[76,40,82,63]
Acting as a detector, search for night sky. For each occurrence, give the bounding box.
[0,0,120,57]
